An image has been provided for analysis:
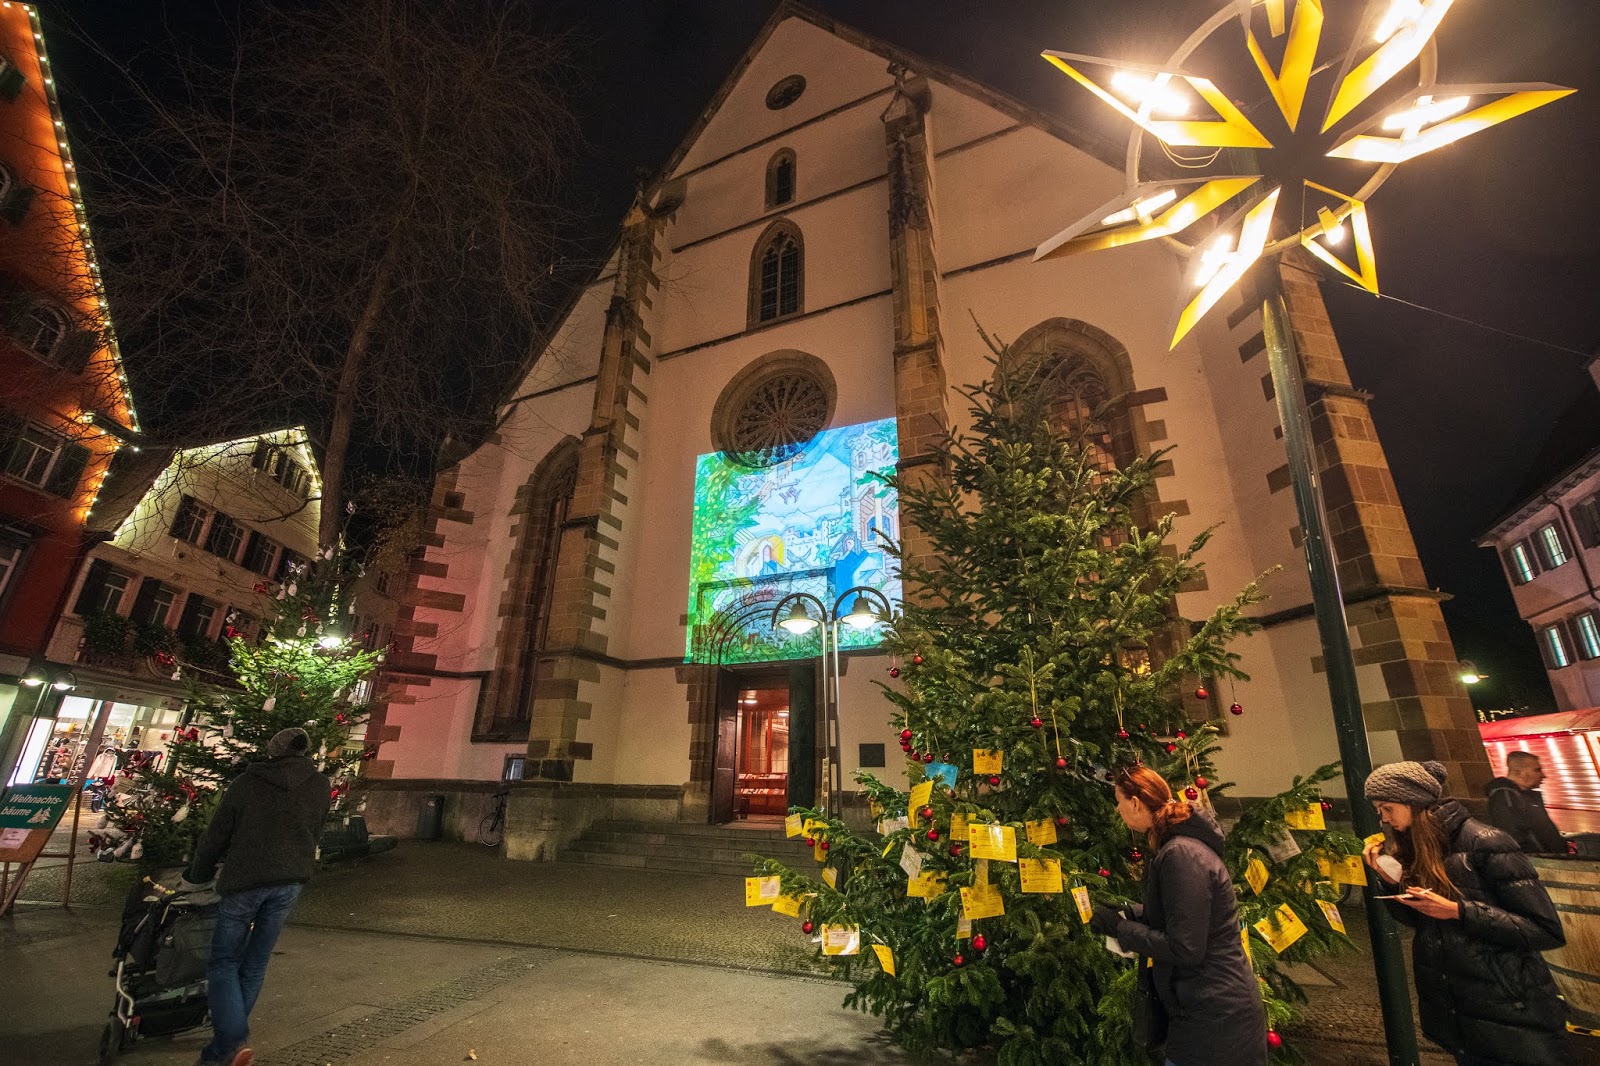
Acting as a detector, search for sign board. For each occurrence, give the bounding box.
[0,784,74,830]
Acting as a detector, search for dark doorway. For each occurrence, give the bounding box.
[710,663,818,823]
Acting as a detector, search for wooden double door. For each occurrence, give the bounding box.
[710,662,818,823]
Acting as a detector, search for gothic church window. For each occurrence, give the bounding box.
[749,220,803,327]
[766,150,796,208]
[765,74,806,111]
[713,350,837,470]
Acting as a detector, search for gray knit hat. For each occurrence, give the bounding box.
[266,727,311,759]
[1363,760,1448,807]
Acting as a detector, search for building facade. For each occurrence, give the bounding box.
[0,4,139,776]
[363,7,1488,856]
[1481,356,1600,712]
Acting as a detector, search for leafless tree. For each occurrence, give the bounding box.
[75,0,582,546]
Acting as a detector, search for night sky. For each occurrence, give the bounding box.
[36,0,1600,710]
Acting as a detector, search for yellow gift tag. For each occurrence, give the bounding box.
[1284,804,1326,831]
[1024,818,1058,846]
[1313,850,1333,878]
[872,943,896,976]
[822,866,839,889]
[1253,903,1309,954]
[882,839,894,858]
[908,780,934,819]
[968,823,1018,862]
[785,813,804,838]
[1071,884,1093,923]
[1363,832,1386,849]
[745,875,782,906]
[821,924,860,956]
[1241,923,1253,963]
[960,883,1005,920]
[1245,856,1270,896]
[804,818,826,836]
[950,812,969,842]
[772,893,803,918]
[1019,858,1064,894]
[813,840,827,863]
[1330,855,1367,887]
[907,871,946,899]
[973,749,1003,775]
[956,915,972,940]
[1317,898,1347,935]
[974,858,990,885]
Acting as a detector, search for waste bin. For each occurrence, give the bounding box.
[416,794,445,841]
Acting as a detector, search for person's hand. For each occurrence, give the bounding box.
[1362,840,1399,883]
[1089,904,1123,937]
[1394,887,1460,921]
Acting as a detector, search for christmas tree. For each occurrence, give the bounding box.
[91,546,382,868]
[749,337,1364,1063]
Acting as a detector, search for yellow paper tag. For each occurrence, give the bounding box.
[974,858,990,885]
[1363,832,1386,849]
[745,875,782,906]
[813,840,827,863]
[821,924,860,956]
[908,781,934,818]
[1071,884,1093,923]
[1330,855,1368,887]
[784,813,804,838]
[1245,856,1270,896]
[950,812,969,841]
[1317,898,1347,935]
[772,893,803,918]
[822,866,839,889]
[1024,818,1059,846]
[1284,804,1326,831]
[1241,923,1253,963]
[872,943,896,976]
[1253,903,1309,953]
[803,818,826,837]
[956,915,971,940]
[960,883,1006,920]
[968,823,1018,862]
[907,871,947,899]
[973,749,1003,775]
[1314,851,1332,878]
[1019,858,1064,894]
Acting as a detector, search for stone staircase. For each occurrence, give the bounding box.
[559,819,813,877]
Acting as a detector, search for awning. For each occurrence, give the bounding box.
[1479,708,1600,741]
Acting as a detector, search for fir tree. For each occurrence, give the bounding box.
[91,547,382,868]
[751,336,1364,1063]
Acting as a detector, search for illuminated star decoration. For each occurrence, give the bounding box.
[1034,0,1574,347]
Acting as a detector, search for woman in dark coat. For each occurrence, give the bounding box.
[1363,760,1568,1066]
[1090,766,1266,1066]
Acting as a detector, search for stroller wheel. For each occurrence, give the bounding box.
[98,1016,135,1064]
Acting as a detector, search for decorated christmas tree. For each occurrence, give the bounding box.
[748,337,1365,1063]
[91,545,382,868]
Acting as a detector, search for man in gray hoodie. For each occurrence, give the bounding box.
[181,727,330,1066]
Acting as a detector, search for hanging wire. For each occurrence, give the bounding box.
[1161,141,1224,169]
[1334,281,1595,361]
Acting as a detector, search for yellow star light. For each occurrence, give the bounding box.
[1172,188,1281,348]
[1296,182,1378,293]
[1042,52,1271,149]
[1323,0,1455,131]
[1326,84,1576,163]
[1243,0,1324,130]
[1034,177,1261,261]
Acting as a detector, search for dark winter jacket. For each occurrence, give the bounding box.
[1485,776,1565,854]
[1109,808,1266,1066]
[185,755,330,895]
[1384,799,1567,1065]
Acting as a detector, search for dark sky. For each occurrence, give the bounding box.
[37,0,1600,710]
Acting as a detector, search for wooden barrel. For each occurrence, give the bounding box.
[1533,857,1600,1027]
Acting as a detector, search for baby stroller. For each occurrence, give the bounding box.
[99,869,218,1064]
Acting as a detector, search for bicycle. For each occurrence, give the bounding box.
[479,789,509,847]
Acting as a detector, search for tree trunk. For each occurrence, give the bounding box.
[318,257,393,548]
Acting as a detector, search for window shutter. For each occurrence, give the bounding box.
[73,558,113,615]
[1520,538,1542,576]
[1575,499,1600,549]
[177,594,212,637]
[53,329,99,374]
[130,577,163,625]
[45,442,90,498]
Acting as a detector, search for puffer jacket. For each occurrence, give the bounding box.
[1385,799,1567,1064]
[1109,808,1266,1066]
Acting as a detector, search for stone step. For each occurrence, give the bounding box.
[564,837,801,867]
[557,848,758,878]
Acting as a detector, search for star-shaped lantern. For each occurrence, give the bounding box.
[1034,0,1573,347]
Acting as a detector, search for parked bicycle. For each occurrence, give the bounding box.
[479,789,509,847]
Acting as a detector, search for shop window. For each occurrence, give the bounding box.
[749,220,803,326]
[1536,523,1569,569]
[0,419,89,497]
[766,149,796,208]
[169,495,211,545]
[205,512,246,563]
[129,578,178,628]
[1506,541,1539,585]
[1574,612,1600,661]
[503,755,527,781]
[240,530,279,575]
[177,594,218,638]
[1540,624,1572,670]
[73,559,132,615]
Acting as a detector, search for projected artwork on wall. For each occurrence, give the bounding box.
[686,418,900,664]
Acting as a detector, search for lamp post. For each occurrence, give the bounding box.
[1032,4,1572,1063]
[772,585,893,818]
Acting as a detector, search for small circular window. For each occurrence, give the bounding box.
[713,352,836,469]
[765,75,806,111]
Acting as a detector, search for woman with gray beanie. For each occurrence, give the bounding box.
[1362,760,1567,1065]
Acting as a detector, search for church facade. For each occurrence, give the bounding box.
[358,8,1487,858]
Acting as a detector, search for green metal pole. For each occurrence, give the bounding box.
[1262,287,1420,1066]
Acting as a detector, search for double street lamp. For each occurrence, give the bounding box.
[771,585,893,818]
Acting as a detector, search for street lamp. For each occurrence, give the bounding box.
[771,585,893,817]
[1458,661,1484,685]
[1033,4,1571,1064]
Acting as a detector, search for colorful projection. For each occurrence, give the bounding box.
[686,418,900,664]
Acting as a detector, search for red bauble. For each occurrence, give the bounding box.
[1175,730,1187,740]
[820,841,831,851]
[971,934,986,951]
[952,953,965,967]
[889,667,900,678]
[1165,743,1177,754]
[802,921,814,934]
[1195,687,1209,700]
[1116,728,1130,740]
[1055,815,1070,827]
[1030,716,1043,729]
[988,775,1001,786]
[1097,868,1111,878]
[1137,723,1147,732]
[1229,702,1244,716]
[1195,776,1209,789]
[912,654,924,666]
[922,753,934,764]
[1320,799,1333,812]
[1266,1030,1283,1050]
[1130,848,1143,861]
[919,805,934,820]
[1185,786,1199,800]
[901,742,912,752]
[927,829,940,841]
[900,729,913,741]
[804,837,815,847]
[1055,756,1068,769]
[949,844,963,857]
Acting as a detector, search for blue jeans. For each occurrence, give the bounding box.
[203,883,302,1062]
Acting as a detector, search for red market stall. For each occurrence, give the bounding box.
[1480,709,1600,835]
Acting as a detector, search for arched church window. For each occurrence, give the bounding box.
[748,220,803,327]
[766,149,796,208]
[713,350,836,469]
[1044,356,1121,475]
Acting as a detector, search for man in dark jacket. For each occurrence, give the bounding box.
[180,728,330,1066]
[1487,751,1566,854]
